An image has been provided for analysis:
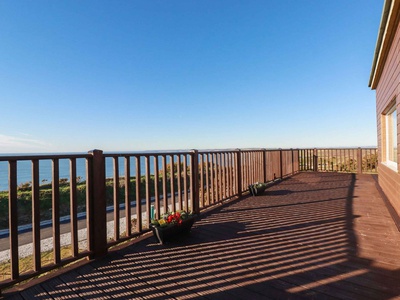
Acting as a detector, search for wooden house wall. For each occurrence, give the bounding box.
[375,17,400,217]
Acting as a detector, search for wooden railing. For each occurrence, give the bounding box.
[0,147,375,292]
[299,148,378,173]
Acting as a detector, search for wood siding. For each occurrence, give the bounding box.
[375,14,400,219]
[378,164,400,216]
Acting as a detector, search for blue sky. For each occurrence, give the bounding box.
[0,0,383,153]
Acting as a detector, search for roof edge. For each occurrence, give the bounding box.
[369,0,393,89]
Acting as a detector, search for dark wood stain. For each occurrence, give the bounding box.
[3,173,400,299]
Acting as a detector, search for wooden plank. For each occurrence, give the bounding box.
[135,156,142,232]
[210,153,215,204]
[183,154,189,210]
[20,284,51,299]
[199,154,204,208]
[58,270,112,299]
[9,160,19,280]
[176,154,182,210]
[124,156,131,236]
[31,159,41,272]
[69,158,78,256]
[170,155,176,212]
[162,155,168,214]
[113,156,120,240]
[153,156,160,220]
[52,159,61,264]
[205,154,210,206]
[41,276,82,299]
[145,156,151,226]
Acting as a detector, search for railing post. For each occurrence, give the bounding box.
[291,148,294,175]
[357,147,363,174]
[279,148,283,179]
[87,149,107,259]
[263,149,267,183]
[190,150,200,214]
[313,148,318,172]
[8,160,18,281]
[236,149,242,197]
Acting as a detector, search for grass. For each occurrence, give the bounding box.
[0,172,191,230]
[0,245,76,281]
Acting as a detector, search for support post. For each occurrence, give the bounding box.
[291,148,294,175]
[279,148,283,179]
[263,149,267,183]
[236,149,242,197]
[357,147,363,174]
[313,148,318,172]
[87,149,107,259]
[190,150,200,214]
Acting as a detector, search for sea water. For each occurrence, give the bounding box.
[0,156,165,191]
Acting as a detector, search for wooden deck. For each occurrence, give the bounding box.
[3,172,400,299]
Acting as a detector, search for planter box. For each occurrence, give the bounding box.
[150,216,196,244]
[249,183,267,196]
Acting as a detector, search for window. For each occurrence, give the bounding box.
[383,103,398,170]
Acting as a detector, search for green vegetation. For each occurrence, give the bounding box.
[300,152,378,173]
[0,245,77,281]
[0,162,192,230]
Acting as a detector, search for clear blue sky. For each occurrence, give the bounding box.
[0,0,383,153]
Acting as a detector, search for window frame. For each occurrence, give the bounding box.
[382,101,398,171]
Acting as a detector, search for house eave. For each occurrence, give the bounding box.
[369,0,400,90]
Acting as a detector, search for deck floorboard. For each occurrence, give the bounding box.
[3,172,400,299]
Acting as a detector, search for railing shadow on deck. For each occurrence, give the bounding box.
[6,172,399,299]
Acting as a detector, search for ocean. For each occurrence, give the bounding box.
[0,156,161,191]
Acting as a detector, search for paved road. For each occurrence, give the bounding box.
[0,203,149,252]
[0,198,184,253]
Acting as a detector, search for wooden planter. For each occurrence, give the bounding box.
[150,217,196,244]
[249,184,267,196]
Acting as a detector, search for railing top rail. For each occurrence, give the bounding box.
[197,148,300,154]
[0,152,91,162]
[103,150,194,157]
[0,147,378,162]
[297,147,377,150]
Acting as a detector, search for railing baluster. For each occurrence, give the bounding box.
[177,155,182,210]
[222,153,226,199]
[113,157,120,240]
[135,156,142,232]
[31,159,41,272]
[9,160,18,280]
[162,155,167,214]
[236,150,242,196]
[357,148,362,174]
[205,154,210,206]
[183,154,188,210]
[190,150,199,214]
[210,153,215,204]
[199,154,203,208]
[170,155,176,212]
[153,156,160,220]
[125,156,131,236]
[217,153,222,201]
[145,156,151,227]
[70,158,78,256]
[52,159,60,264]
[227,153,231,197]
